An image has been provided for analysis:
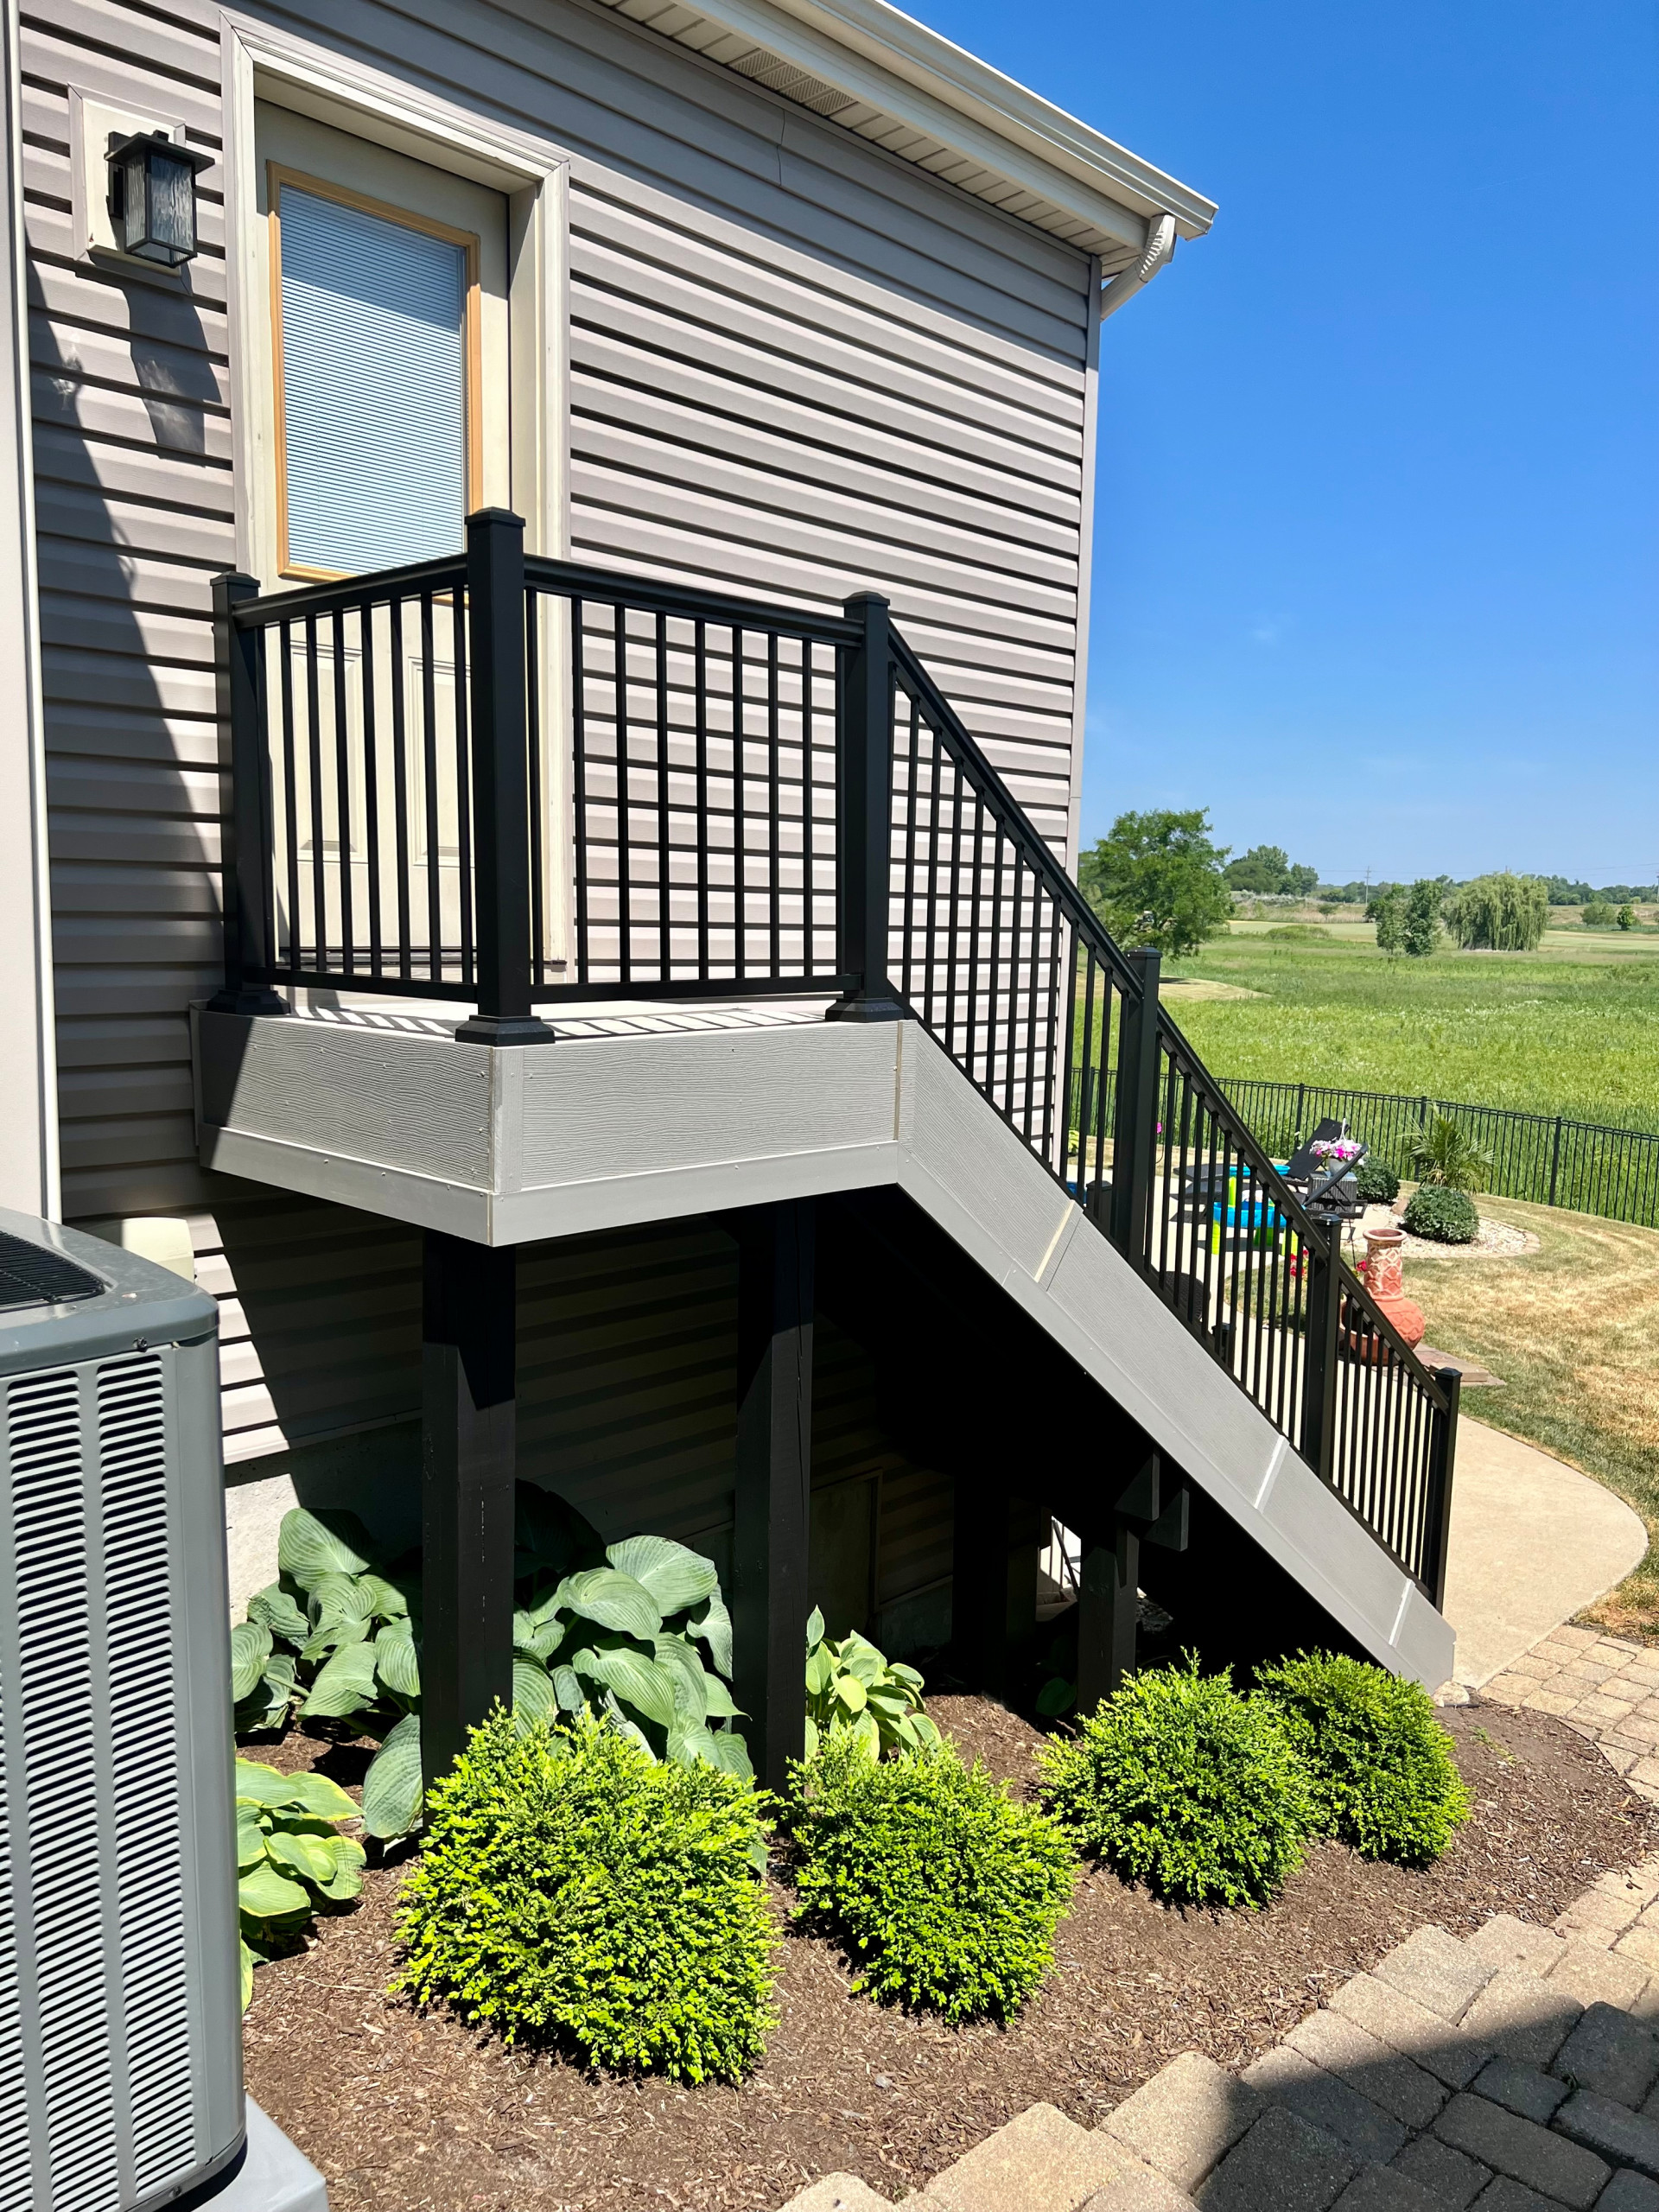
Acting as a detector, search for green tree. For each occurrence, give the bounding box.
[1285,862,1320,899]
[1401,878,1446,957]
[1447,873,1548,951]
[1367,885,1407,954]
[1078,809,1232,958]
[1582,899,1616,928]
[1617,905,1636,931]
[1224,843,1291,894]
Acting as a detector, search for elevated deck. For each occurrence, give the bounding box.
[194,995,1453,1687]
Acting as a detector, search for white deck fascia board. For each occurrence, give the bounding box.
[194,1006,1452,1682]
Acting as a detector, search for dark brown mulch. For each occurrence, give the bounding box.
[241,1694,1658,2212]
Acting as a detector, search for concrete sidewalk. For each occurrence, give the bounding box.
[1440,1418,1647,1690]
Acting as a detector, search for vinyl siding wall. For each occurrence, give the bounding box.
[22,0,1091,1574]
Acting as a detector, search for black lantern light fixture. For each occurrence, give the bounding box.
[105,130,213,269]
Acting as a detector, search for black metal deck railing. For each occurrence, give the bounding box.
[213,507,1459,1605]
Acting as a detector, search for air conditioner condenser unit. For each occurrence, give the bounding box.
[0,1208,324,2211]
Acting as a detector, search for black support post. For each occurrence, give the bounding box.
[421,1230,518,1795]
[1074,1451,1186,1711]
[1109,946,1161,1260]
[207,570,285,1016]
[455,508,554,1046]
[826,591,906,1023]
[733,1200,816,1794]
[1300,1224,1343,1481]
[1077,1527,1140,1714]
[1424,1366,1463,1612]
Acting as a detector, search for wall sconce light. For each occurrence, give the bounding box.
[105,130,213,268]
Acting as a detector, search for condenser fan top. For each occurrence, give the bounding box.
[0,1229,106,1312]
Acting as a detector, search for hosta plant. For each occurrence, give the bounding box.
[804,1609,939,1759]
[232,1495,749,1840]
[236,1758,364,2008]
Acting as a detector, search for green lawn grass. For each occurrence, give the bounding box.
[1406,1196,1659,1640]
[1163,927,1659,1133]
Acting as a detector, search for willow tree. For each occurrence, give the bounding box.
[1448,873,1548,951]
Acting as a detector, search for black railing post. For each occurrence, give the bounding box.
[207,572,286,1016]
[455,509,554,1046]
[1109,947,1161,1259]
[826,591,906,1023]
[1300,1223,1343,1479]
[1423,1366,1462,1610]
[1548,1116,1564,1208]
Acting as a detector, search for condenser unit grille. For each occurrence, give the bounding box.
[0,1348,205,2211]
[100,1354,196,2194]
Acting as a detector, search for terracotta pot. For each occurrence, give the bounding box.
[1363,1225,1407,1301]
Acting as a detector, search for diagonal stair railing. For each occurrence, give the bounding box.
[213,509,1459,1608]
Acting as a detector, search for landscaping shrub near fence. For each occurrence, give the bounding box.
[1217,1078,1659,1230]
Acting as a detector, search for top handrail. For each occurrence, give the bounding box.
[524,556,862,645]
[229,552,468,626]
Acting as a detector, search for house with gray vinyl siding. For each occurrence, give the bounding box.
[0,0,1462,1802]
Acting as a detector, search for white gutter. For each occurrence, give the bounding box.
[764,0,1217,241]
[1098,212,1178,320]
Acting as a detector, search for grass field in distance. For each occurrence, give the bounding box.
[1162,909,1659,1134]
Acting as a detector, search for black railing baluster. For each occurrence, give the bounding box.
[526,596,544,990]
[452,582,474,993]
[279,619,299,979]
[420,592,442,982]
[658,608,672,979]
[571,599,590,985]
[331,607,353,976]
[305,615,325,972]
[695,618,709,982]
[389,598,411,981]
[360,605,381,976]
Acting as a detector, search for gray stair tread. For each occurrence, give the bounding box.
[776,2177,892,2212]
[1103,2055,1265,2195]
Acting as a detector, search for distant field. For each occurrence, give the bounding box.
[1162,926,1659,1134]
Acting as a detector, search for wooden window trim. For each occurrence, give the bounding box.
[267,162,483,582]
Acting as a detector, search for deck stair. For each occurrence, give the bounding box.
[777,1857,1659,2210]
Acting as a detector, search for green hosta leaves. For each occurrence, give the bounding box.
[361,1713,423,1840]
[688,1593,734,1679]
[553,1567,662,1640]
[374,1622,421,1703]
[238,1861,312,1920]
[236,1810,266,1872]
[512,1657,561,1729]
[280,1769,359,1821]
[301,1640,379,1719]
[230,1620,272,1703]
[607,1534,718,1616]
[804,1617,936,1762]
[247,1581,308,1643]
[572,1640,677,1732]
[277,1506,376,1592]
[234,1758,304,1808]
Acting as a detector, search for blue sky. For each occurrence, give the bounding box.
[917,0,1659,886]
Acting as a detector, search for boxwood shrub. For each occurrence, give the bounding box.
[392,1709,776,2082]
[1039,1656,1313,1909]
[1354,1157,1401,1205]
[1255,1650,1471,1865]
[787,1731,1075,2024]
[1402,1184,1479,1244]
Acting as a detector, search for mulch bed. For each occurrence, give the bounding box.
[242,1695,1658,2212]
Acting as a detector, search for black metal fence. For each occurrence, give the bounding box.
[1217,1078,1659,1232]
[213,507,1459,1605]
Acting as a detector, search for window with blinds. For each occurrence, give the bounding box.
[273,178,476,577]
